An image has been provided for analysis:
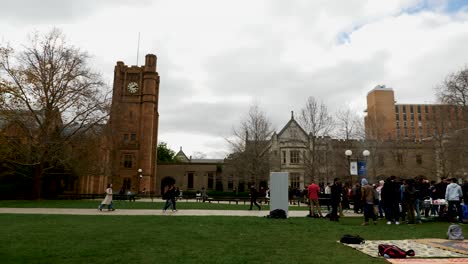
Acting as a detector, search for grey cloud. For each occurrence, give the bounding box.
[1,0,153,24]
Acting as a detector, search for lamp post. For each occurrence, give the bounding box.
[345,150,352,185]
[138,168,143,194]
[362,150,370,179]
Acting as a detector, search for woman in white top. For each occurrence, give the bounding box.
[99,184,115,211]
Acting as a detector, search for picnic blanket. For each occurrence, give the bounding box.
[414,239,468,256]
[386,258,468,263]
[340,239,467,258]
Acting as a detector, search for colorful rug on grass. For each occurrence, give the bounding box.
[386,258,468,263]
[341,240,467,258]
[414,239,468,255]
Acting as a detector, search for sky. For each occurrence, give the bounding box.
[1,0,468,159]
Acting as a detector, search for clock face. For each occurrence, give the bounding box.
[127,82,139,94]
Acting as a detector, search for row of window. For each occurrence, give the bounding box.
[377,153,422,167]
[281,150,302,164]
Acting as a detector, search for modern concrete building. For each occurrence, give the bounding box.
[365,85,466,141]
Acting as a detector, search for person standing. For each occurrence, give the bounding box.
[249,185,261,211]
[382,176,400,225]
[462,180,468,205]
[324,183,332,211]
[330,178,342,222]
[307,180,323,218]
[376,180,384,219]
[352,183,362,214]
[445,178,463,223]
[99,184,115,211]
[361,178,377,225]
[404,179,417,224]
[162,184,176,212]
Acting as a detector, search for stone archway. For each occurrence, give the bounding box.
[160,177,176,195]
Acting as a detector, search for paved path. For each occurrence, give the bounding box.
[0,208,362,217]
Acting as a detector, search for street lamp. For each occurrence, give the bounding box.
[138,168,143,194]
[362,150,370,179]
[345,150,352,185]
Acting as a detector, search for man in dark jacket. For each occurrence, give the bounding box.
[249,185,261,210]
[330,178,342,222]
[381,176,401,225]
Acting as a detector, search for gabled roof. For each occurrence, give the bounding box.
[175,147,190,162]
[277,111,308,139]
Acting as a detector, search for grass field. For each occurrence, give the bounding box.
[1,207,467,264]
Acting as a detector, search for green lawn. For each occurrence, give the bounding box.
[0,213,466,264]
[0,200,311,211]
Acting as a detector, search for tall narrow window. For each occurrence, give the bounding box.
[282,151,286,164]
[187,172,194,189]
[290,173,300,189]
[416,155,422,165]
[208,172,214,189]
[123,154,133,168]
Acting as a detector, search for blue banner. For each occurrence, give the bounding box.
[358,161,366,176]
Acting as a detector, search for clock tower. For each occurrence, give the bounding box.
[108,54,159,194]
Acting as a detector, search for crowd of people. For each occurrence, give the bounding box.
[305,176,468,225]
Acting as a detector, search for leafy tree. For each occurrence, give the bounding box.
[0,29,109,198]
[157,142,177,163]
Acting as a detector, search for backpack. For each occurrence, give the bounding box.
[267,209,287,219]
[378,244,415,258]
[340,234,365,244]
[447,224,464,240]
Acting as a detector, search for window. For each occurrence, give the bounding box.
[410,120,414,127]
[410,105,414,113]
[187,172,194,189]
[228,175,234,190]
[404,129,408,138]
[397,153,404,165]
[290,150,300,164]
[123,154,133,168]
[403,120,407,127]
[418,113,422,121]
[123,178,131,190]
[418,121,422,128]
[123,134,129,142]
[395,106,399,113]
[395,114,399,121]
[416,154,422,165]
[417,105,421,113]
[403,106,407,113]
[425,105,429,113]
[290,173,300,189]
[130,133,136,141]
[378,153,384,167]
[282,151,286,164]
[396,120,400,128]
[208,172,214,189]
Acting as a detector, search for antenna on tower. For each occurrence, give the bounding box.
[136,32,141,65]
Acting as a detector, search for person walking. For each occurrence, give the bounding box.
[445,178,463,223]
[307,180,323,218]
[99,184,115,211]
[162,185,176,212]
[249,185,261,210]
[361,178,377,225]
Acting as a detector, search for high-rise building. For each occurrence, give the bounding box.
[365,85,465,141]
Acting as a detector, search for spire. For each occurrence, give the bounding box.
[291,110,294,120]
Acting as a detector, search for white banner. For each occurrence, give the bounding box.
[350,161,358,176]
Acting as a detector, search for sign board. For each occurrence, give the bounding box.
[358,161,366,176]
[350,161,358,176]
[270,172,289,217]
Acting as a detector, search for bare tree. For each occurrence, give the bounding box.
[335,107,363,140]
[0,29,109,198]
[435,67,468,179]
[437,66,468,107]
[297,96,334,183]
[226,104,273,190]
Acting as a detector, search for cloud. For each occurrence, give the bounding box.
[1,0,468,158]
